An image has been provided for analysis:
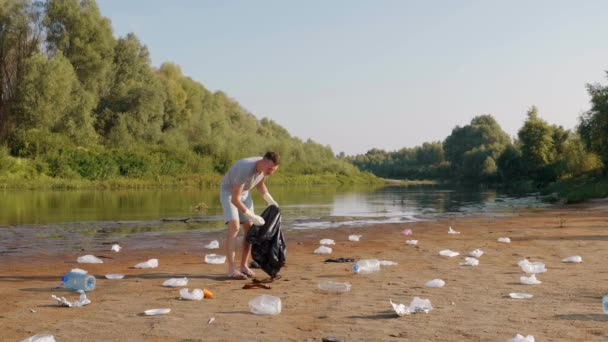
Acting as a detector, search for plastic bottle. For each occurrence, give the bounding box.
[318,281,352,293]
[61,271,96,292]
[249,294,282,315]
[603,295,608,314]
[352,259,380,274]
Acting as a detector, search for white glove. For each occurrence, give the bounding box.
[244,209,265,226]
[263,193,278,207]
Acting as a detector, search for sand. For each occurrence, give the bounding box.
[2,202,608,341]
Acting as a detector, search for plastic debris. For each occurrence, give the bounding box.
[448,226,461,234]
[111,244,122,252]
[76,255,103,264]
[348,234,362,241]
[507,334,535,342]
[460,257,479,266]
[520,274,542,285]
[134,259,158,269]
[180,288,204,300]
[71,268,87,274]
[162,277,188,287]
[509,293,533,299]
[353,259,380,274]
[379,260,398,266]
[561,255,582,263]
[314,246,332,254]
[425,279,446,288]
[405,240,418,245]
[320,239,335,245]
[468,249,484,258]
[497,237,511,243]
[19,335,55,342]
[518,259,547,274]
[203,240,219,249]
[390,297,433,316]
[144,308,170,316]
[105,274,125,279]
[249,294,281,315]
[203,288,213,298]
[439,249,460,257]
[318,281,352,293]
[207,317,215,324]
[204,254,226,264]
[401,229,413,236]
[51,290,91,307]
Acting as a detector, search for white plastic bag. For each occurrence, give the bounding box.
[20,335,55,342]
[77,255,103,264]
[162,277,188,287]
[51,291,91,307]
[348,234,362,242]
[204,254,226,264]
[134,258,158,269]
[520,274,541,285]
[390,297,433,316]
[249,294,281,315]
[561,255,582,263]
[509,293,533,299]
[507,334,535,342]
[460,257,479,266]
[180,288,204,300]
[425,279,445,288]
[448,226,461,234]
[518,259,546,274]
[497,237,511,243]
[405,240,418,245]
[314,246,332,254]
[319,239,335,245]
[111,244,122,252]
[439,249,459,257]
[203,240,219,249]
[469,249,484,258]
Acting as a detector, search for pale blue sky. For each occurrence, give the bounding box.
[98,0,608,155]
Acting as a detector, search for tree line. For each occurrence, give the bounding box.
[0,0,376,187]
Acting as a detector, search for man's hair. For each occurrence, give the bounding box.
[263,151,280,165]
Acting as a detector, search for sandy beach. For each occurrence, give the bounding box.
[2,202,608,341]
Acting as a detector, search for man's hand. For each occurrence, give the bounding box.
[244,209,265,226]
[263,193,279,207]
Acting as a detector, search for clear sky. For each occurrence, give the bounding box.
[97,0,608,155]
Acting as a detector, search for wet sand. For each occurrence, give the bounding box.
[2,202,608,341]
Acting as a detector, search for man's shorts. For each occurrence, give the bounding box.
[220,190,254,224]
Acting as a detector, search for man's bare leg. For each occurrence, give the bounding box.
[239,221,255,276]
[226,220,244,277]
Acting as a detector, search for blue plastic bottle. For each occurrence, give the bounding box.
[61,272,96,292]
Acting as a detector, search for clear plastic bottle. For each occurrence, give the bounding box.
[603,295,608,314]
[61,272,96,292]
[248,294,281,315]
[318,281,352,293]
[352,259,380,274]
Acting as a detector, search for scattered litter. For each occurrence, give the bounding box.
[76,255,103,264]
[325,257,355,263]
[204,254,226,264]
[203,240,219,249]
[314,246,332,254]
[203,288,213,298]
[207,317,215,324]
[320,239,335,245]
[19,334,55,342]
[518,259,547,274]
[460,257,479,266]
[448,226,461,234]
[144,308,171,316]
[401,229,413,236]
[134,259,158,269]
[162,277,188,287]
[509,293,533,299]
[520,274,542,285]
[71,268,87,274]
[353,259,380,274]
[439,249,460,257]
[507,334,535,342]
[405,240,418,245]
[561,255,582,263]
[425,279,445,288]
[497,237,511,243]
[51,290,91,307]
[390,297,433,316]
[111,244,122,252]
[30,309,36,313]
[180,288,203,300]
[105,274,125,279]
[348,234,362,241]
[379,260,398,266]
[249,294,282,315]
[468,249,484,258]
[318,281,352,293]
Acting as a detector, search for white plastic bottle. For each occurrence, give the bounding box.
[61,272,96,292]
[353,259,380,274]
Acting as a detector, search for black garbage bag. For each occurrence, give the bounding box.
[246,205,286,278]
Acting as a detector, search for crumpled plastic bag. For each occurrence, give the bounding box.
[405,240,418,245]
[507,334,535,342]
[439,249,459,257]
[561,255,582,263]
[425,279,445,288]
[448,226,461,234]
[20,334,55,342]
[76,255,103,264]
[348,235,362,241]
[468,249,484,258]
[203,240,219,249]
[520,274,541,285]
[180,288,204,300]
[509,293,533,299]
[51,290,91,307]
[162,277,188,287]
[204,254,226,264]
[111,244,122,252]
[497,237,511,243]
[390,297,433,316]
[518,259,546,274]
[460,257,479,266]
[320,239,335,245]
[134,258,158,268]
[314,246,332,254]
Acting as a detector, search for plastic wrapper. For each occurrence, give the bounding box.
[518,259,546,274]
[134,258,158,269]
[460,257,479,266]
[509,293,533,299]
[180,288,204,300]
[320,239,335,245]
[448,226,460,234]
[561,255,582,263]
[425,279,445,288]
[76,255,103,264]
[204,254,226,264]
[203,240,219,249]
[111,244,122,252]
[390,297,433,316]
[439,249,459,257]
[497,237,511,243]
[348,235,362,241]
[520,274,541,285]
[51,290,91,307]
[314,246,332,254]
[468,249,484,258]
[162,277,188,287]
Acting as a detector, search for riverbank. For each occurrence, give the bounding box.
[2,202,608,341]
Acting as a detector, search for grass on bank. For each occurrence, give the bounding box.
[542,174,608,204]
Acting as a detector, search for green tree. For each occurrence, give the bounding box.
[518,106,555,171]
[579,78,608,168]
